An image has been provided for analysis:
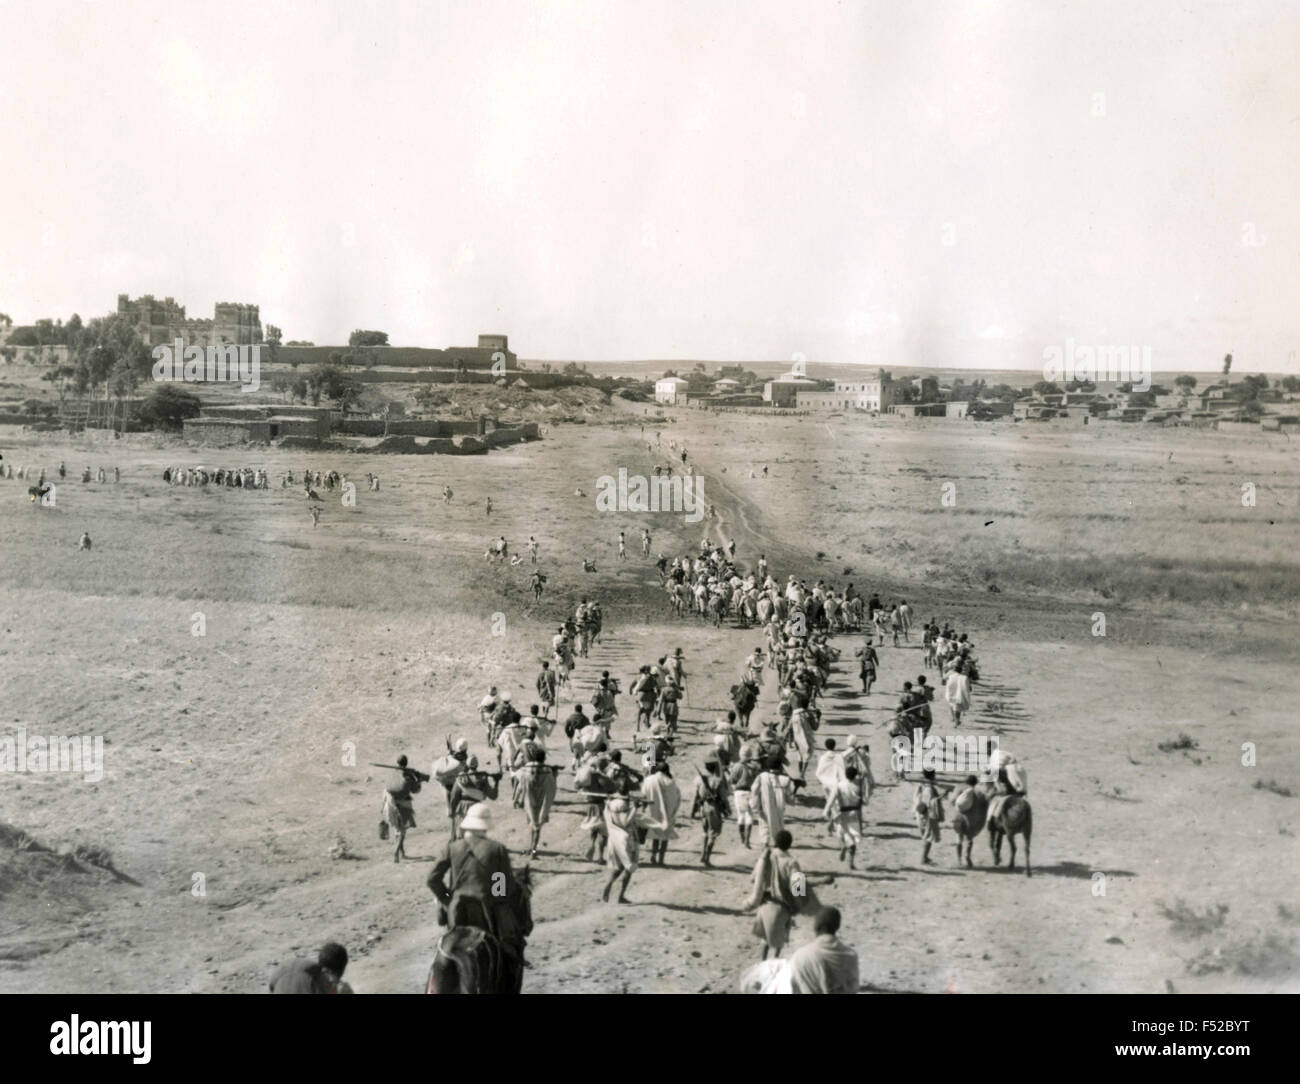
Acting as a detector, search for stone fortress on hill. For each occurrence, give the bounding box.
[117,294,263,348]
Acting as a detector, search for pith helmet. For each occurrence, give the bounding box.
[460,803,493,832]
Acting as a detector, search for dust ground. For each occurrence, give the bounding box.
[1,408,1297,993]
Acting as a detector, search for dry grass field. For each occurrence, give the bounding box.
[1,405,1297,993]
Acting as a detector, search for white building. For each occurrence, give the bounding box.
[654,376,690,405]
[794,369,896,412]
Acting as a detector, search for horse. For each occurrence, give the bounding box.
[731,679,759,728]
[427,867,534,994]
[981,782,1032,876]
[950,787,990,868]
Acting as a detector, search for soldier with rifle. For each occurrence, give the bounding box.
[449,756,501,837]
[690,758,732,866]
[375,755,429,863]
[535,661,558,721]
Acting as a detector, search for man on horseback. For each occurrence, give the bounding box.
[986,747,1028,820]
[427,803,531,993]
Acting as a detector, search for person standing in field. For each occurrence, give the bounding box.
[601,782,645,903]
[641,528,651,557]
[640,761,681,867]
[898,599,912,641]
[830,766,866,869]
[382,755,423,863]
[691,757,731,866]
[855,640,879,695]
[744,829,817,960]
[485,496,492,516]
[311,506,321,528]
[945,661,971,727]
[528,536,539,563]
[873,605,889,647]
[914,768,951,866]
[753,756,795,846]
[618,531,627,560]
[517,747,557,859]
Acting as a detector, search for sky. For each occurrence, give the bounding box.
[1,0,1297,372]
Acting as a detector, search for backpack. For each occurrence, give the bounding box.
[432,754,463,787]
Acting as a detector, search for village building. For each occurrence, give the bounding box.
[654,376,690,405]
[763,372,820,407]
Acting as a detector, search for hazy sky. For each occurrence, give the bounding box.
[1,0,1297,371]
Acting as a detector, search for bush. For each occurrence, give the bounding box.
[138,384,202,430]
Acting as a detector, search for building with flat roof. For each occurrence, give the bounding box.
[655,376,690,404]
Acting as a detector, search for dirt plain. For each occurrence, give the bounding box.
[1,402,1297,994]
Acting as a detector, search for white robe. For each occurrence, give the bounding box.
[753,770,791,839]
[945,671,971,712]
[640,772,682,841]
[815,751,846,797]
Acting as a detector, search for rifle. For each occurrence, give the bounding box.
[370,763,431,784]
[578,791,650,803]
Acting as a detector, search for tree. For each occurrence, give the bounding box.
[309,362,361,409]
[1065,378,1097,392]
[1237,374,1269,401]
[263,324,282,368]
[0,313,11,329]
[1222,353,1233,380]
[285,340,315,346]
[348,329,389,347]
[1282,375,1299,393]
[138,384,202,430]
[1032,380,1061,396]
[686,372,713,396]
[1174,374,1197,391]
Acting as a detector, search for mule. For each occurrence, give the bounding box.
[981,782,1032,876]
[950,788,989,868]
[426,868,533,994]
[731,680,759,728]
